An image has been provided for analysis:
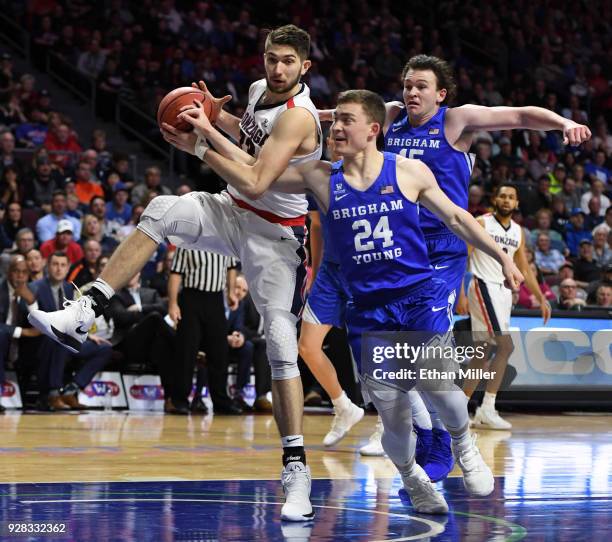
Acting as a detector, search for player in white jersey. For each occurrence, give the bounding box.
[28,25,321,522]
[464,184,551,429]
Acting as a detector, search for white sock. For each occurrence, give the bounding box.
[281,435,304,448]
[91,278,115,300]
[482,392,496,410]
[331,391,351,411]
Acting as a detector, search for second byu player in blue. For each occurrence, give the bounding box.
[183,89,524,514]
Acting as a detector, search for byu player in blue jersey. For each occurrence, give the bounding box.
[321,55,591,481]
[182,89,524,514]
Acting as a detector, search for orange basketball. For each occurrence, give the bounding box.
[157,87,213,132]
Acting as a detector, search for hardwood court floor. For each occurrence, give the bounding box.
[0,411,610,541]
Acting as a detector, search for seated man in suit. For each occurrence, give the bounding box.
[232,275,272,413]
[30,252,113,410]
[107,272,175,407]
[0,256,41,412]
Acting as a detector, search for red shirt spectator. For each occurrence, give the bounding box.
[40,219,84,264]
[43,123,82,169]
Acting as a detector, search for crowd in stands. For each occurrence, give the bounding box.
[0,0,610,411]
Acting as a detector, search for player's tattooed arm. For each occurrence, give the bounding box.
[398,158,524,291]
[448,105,592,145]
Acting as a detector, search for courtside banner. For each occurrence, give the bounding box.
[79,372,127,408]
[122,374,165,411]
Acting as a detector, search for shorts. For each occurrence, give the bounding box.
[302,261,351,327]
[425,233,468,310]
[346,278,454,372]
[467,277,512,343]
[139,191,307,318]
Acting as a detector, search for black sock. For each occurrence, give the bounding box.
[283,447,306,466]
[88,287,110,317]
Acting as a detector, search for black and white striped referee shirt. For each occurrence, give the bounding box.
[170,248,238,292]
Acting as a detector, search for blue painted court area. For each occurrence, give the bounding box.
[1,474,610,541]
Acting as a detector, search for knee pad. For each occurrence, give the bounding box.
[137,195,201,246]
[264,309,299,380]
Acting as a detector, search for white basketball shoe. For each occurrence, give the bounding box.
[323,402,365,447]
[400,463,449,514]
[452,434,495,496]
[280,462,315,522]
[28,296,95,354]
[359,416,385,456]
[473,405,512,430]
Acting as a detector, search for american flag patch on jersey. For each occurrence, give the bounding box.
[428,128,440,135]
[380,185,394,194]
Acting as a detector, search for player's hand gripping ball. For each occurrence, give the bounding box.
[157,87,213,132]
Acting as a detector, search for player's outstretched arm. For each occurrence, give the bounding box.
[514,235,552,324]
[406,160,524,291]
[448,105,591,145]
[180,105,316,199]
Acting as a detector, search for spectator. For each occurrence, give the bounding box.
[528,145,553,185]
[517,262,556,309]
[72,161,104,206]
[592,225,612,266]
[89,195,121,239]
[594,284,612,307]
[23,156,64,211]
[584,197,604,231]
[130,166,171,206]
[573,240,601,284]
[530,208,567,254]
[105,184,132,225]
[585,265,612,303]
[117,204,144,240]
[565,209,593,256]
[467,184,489,217]
[551,196,570,235]
[0,166,24,206]
[581,179,610,216]
[4,202,24,243]
[535,232,566,276]
[14,109,48,147]
[232,274,272,412]
[77,39,107,78]
[554,278,587,311]
[584,150,612,185]
[79,213,118,255]
[29,252,113,410]
[107,272,174,402]
[43,124,82,170]
[39,220,84,264]
[67,239,102,287]
[0,256,41,412]
[146,249,174,299]
[596,206,612,236]
[25,248,45,281]
[0,130,25,178]
[80,149,102,183]
[550,262,587,298]
[559,177,581,212]
[36,190,82,242]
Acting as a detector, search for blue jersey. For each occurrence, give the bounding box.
[384,106,474,237]
[325,152,432,307]
[307,196,339,264]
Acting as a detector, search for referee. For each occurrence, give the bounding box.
[168,247,242,415]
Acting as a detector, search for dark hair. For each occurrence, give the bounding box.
[495,182,519,198]
[401,55,457,104]
[337,90,386,129]
[52,189,67,199]
[90,195,105,206]
[49,251,70,263]
[265,24,310,60]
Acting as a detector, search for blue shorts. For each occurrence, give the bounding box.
[302,260,352,328]
[425,233,467,309]
[346,278,453,372]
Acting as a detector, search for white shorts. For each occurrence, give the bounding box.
[139,191,307,318]
[467,277,512,343]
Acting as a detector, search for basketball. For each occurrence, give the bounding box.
[157,87,212,132]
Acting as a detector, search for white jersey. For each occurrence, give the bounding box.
[227,79,322,218]
[469,213,522,284]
